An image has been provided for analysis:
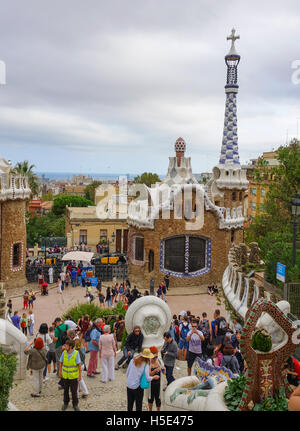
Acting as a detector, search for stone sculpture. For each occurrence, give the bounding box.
[238,298,300,410]
[124,295,172,350]
[239,243,248,266]
[249,242,261,265]
[0,283,6,319]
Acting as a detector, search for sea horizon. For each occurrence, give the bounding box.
[36,172,166,181]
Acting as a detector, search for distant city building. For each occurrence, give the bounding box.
[246,151,280,220]
[72,174,93,186]
[64,184,86,197]
[41,200,53,214]
[28,199,42,217]
[65,206,128,253]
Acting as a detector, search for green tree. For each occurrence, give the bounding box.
[0,348,17,411]
[12,160,40,197]
[52,194,94,216]
[42,191,53,201]
[26,212,66,246]
[134,172,161,187]
[84,181,102,202]
[245,140,300,284]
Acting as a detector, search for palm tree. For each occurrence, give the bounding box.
[12,160,40,197]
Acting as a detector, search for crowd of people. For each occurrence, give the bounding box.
[8,264,300,412]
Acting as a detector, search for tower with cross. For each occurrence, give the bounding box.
[210,29,248,192]
[220,28,241,165]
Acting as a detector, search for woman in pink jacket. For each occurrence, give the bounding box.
[99,325,117,383]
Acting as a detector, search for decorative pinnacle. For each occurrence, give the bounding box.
[226,28,240,56]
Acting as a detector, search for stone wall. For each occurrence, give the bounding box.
[128,209,243,289]
[1,200,27,289]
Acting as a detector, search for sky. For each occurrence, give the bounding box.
[0,0,299,175]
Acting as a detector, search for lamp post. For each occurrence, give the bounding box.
[107,232,115,263]
[291,194,300,267]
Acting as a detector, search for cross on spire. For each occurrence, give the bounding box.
[227,28,240,53]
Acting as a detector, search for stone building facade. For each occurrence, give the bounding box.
[0,158,31,289]
[65,206,128,253]
[127,30,248,290]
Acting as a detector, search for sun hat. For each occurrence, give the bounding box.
[141,348,154,359]
[178,310,187,316]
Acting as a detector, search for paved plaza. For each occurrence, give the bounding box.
[8,282,225,411]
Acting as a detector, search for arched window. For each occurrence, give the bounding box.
[232,191,236,201]
[129,234,145,265]
[231,229,235,243]
[11,241,23,272]
[148,250,154,273]
[13,243,21,267]
[135,237,144,261]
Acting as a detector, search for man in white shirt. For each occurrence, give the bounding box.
[48,266,54,284]
[60,271,65,290]
[64,316,78,331]
[186,319,205,376]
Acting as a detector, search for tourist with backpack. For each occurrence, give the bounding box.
[113,315,125,348]
[213,309,228,353]
[86,318,102,377]
[178,316,190,361]
[220,344,240,374]
[77,315,91,351]
[161,282,167,302]
[53,317,69,380]
[186,319,205,376]
[156,285,162,299]
[112,283,118,304]
[126,348,158,411]
[199,312,212,357]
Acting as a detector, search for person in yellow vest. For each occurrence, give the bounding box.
[59,339,82,411]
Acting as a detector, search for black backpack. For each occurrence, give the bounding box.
[199,319,210,339]
[84,323,101,342]
[223,356,235,373]
[57,324,69,345]
[218,317,227,335]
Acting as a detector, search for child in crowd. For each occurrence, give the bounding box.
[205,344,215,366]
[74,339,89,398]
[20,313,28,335]
[47,326,57,374]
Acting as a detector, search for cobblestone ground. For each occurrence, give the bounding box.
[7,281,226,411]
[9,352,189,411]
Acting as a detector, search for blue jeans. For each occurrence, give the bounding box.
[43,351,49,378]
[118,347,135,366]
[165,365,175,386]
[71,278,76,287]
[28,324,34,336]
[107,297,112,307]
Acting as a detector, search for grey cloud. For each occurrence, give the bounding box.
[0,0,299,173]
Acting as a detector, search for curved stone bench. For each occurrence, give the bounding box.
[0,318,27,380]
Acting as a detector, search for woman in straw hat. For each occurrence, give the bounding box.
[126,348,160,411]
